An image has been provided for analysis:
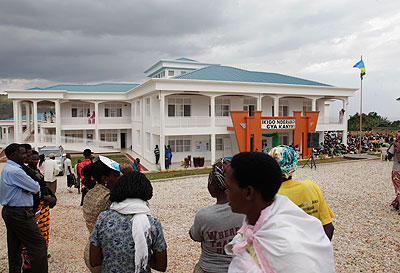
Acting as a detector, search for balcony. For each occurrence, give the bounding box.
[216,117,232,127]
[165,116,211,128]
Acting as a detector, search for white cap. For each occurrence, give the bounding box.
[98,155,120,172]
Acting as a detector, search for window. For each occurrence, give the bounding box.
[71,103,90,117]
[279,100,288,116]
[168,70,174,77]
[104,103,122,117]
[64,131,84,143]
[216,138,224,151]
[146,132,151,151]
[168,137,191,152]
[243,98,257,111]
[181,71,187,75]
[100,130,118,142]
[136,101,140,117]
[215,98,230,116]
[303,100,312,112]
[136,130,141,146]
[279,132,289,145]
[145,98,150,117]
[167,97,191,117]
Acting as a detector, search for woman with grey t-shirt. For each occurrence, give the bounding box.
[190,158,244,273]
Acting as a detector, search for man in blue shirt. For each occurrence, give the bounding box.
[0,143,48,273]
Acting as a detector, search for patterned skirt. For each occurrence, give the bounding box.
[22,201,50,270]
[390,171,400,210]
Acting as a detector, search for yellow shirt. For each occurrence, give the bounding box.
[278,179,334,225]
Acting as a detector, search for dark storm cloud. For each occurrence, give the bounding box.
[0,0,399,119]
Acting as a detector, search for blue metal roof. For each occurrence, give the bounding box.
[176,57,198,62]
[173,65,332,87]
[28,83,139,92]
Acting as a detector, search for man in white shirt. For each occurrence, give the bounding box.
[64,154,75,192]
[44,153,59,194]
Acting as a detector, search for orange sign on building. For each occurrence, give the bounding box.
[228,111,319,157]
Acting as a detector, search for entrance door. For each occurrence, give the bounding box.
[223,138,232,159]
[120,133,126,149]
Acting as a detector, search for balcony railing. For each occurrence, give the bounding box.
[165,116,211,127]
[216,117,233,127]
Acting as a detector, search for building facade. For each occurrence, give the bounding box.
[1,58,357,170]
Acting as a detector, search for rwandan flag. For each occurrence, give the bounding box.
[353,59,366,79]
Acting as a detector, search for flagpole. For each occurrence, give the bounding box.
[359,77,362,153]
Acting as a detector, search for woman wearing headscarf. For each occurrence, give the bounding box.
[190,158,244,273]
[89,171,167,272]
[82,155,132,272]
[388,131,400,211]
[269,145,335,240]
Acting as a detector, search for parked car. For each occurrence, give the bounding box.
[38,145,66,176]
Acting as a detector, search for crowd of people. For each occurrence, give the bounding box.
[315,131,395,156]
[1,132,399,272]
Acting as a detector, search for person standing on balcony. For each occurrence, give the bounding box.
[91,111,95,124]
[49,111,55,123]
[154,145,160,164]
[41,112,47,123]
[87,109,91,124]
[43,153,59,194]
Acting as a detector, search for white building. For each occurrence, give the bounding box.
[1,57,357,170]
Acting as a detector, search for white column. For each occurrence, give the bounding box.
[323,100,333,124]
[274,95,280,117]
[117,129,121,148]
[95,102,99,145]
[41,127,45,143]
[312,98,317,111]
[25,102,31,133]
[211,133,216,165]
[141,97,145,156]
[343,98,349,125]
[210,96,215,127]
[13,100,18,142]
[159,93,165,169]
[33,100,38,144]
[18,101,23,137]
[55,100,61,145]
[5,127,9,144]
[257,94,262,112]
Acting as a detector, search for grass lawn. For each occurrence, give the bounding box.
[70,154,132,167]
[69,154,356,181]
[145,168,211,181]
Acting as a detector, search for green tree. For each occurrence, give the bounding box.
[348,112,394,131]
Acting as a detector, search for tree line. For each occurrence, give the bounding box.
[348,112,400,131]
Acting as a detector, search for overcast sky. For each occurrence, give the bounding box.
[1,0,399,120]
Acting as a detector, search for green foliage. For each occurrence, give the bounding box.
[348,112,398,131]
[0,95,54,120]
[0,96,13,120]
[70,154,132,167]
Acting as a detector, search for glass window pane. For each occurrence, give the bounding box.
[168,105,175,117]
